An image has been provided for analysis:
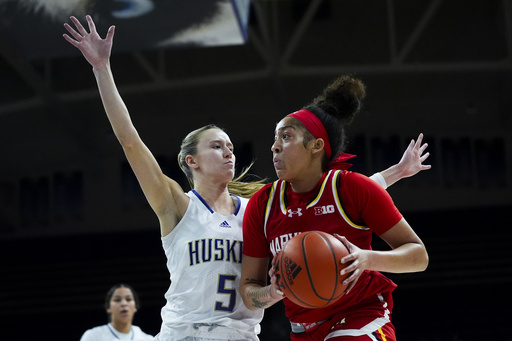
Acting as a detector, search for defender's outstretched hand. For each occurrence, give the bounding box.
[397,133,431,178]
[377,133,431,188]
[63,15,115,68]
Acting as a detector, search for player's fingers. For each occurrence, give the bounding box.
[333,233,344,242]
[406,138,415,151]
[344,278,357,294]
[63,23,83,41]
[335,234,353,252]
[340,252,355,265]
[342,268,361,287]
[62,34,79,47]
[340,255,359,276]
[419,143,429,154]
[86,15,96,33]
[412,133,425,151]
[270,277,284,296]
[416,133,424,145]
[106,25,116,41]
[70,16,88,36]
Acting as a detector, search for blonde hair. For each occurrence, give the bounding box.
[228,162,266,198]
[178,124,266,198]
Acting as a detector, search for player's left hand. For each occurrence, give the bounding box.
[397,133,431,178]
[335,234,372,294]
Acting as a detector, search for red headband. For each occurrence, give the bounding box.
[286,109,355,170]
[287,109,332,158]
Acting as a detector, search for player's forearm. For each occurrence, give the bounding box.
[369,242,428,274]
[241,283,282,311]
[378,163,408,188]
[93,64,139,147]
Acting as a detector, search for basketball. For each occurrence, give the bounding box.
[275,231,350,309]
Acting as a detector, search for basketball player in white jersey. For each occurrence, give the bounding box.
[63,15,265,341]
[80,284,154,341]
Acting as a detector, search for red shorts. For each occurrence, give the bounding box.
[290,291,395,341]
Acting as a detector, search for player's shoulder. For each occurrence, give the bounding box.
[80,325,108,340]
[338,170,373,183]
[246,181,276,212]
[251,181,275,199]
[338,170,383,192]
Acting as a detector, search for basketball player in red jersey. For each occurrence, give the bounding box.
[240,75,429,341]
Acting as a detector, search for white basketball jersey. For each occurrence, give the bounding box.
[155,190,263,341]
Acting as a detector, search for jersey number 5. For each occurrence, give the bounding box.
[216,274,236,312]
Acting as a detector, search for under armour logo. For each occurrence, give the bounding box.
[287,208,302,217]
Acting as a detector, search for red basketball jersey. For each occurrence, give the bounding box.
[243,170,402,323]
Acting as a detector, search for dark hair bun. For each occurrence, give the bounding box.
[311,75,366,124]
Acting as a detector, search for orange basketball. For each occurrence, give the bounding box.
[275,231,350,308]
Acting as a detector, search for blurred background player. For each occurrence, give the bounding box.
[80,283,154,341]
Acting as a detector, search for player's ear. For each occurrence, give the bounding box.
[310,138,325,155]
[186,155,198,169]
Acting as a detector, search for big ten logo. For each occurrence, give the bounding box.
[314,205,335,216]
